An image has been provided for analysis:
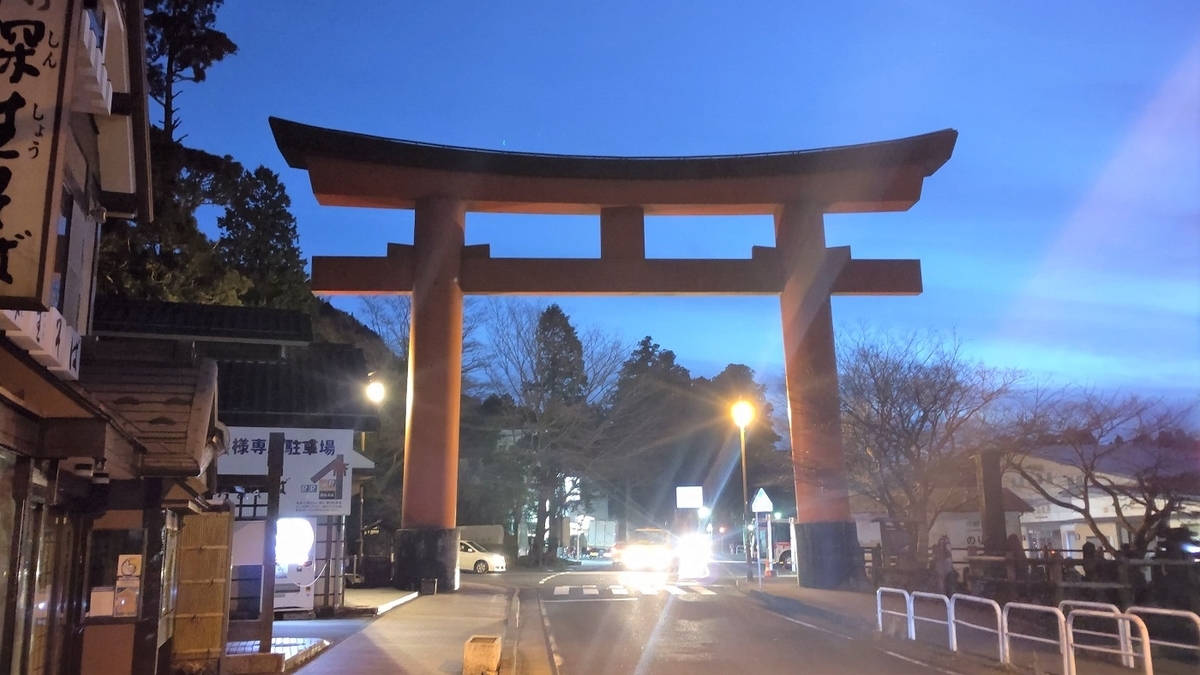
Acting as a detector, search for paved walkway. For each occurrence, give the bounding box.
[296,583,511,675]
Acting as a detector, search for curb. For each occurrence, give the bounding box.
[502,588,519,674]
[338,591,420,618]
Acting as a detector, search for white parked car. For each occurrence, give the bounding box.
[458,541,506,574]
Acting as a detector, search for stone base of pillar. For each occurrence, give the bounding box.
[793,521,862,589]
[392,528,460,593]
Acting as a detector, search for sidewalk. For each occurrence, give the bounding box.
[295,582,512,675]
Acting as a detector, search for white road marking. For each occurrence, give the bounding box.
[663,585,686,595]
[553,586,569,596]
[542,597,638,603]
[538,598,564,672]
[774,613,853,640]
[883,651,963,675]
[638,586,659,596]
[688,585,716,595]
[610,586,629,595]
[583,587,599,595]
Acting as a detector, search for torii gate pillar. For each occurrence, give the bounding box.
[393,197,465,592]
[777,203,858,588]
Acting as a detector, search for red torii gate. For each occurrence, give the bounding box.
[270,118,957,591]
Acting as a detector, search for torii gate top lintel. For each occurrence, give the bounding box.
[269,117,957,216]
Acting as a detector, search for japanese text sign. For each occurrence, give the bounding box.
[219,427,372,516]
[0,0,75,309]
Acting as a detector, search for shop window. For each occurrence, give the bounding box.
[0,450,17,652]
[48,190,73,313]
[84,529,144,619]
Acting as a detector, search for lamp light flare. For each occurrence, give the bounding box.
[366,380,385,403]
[731,400,755,428]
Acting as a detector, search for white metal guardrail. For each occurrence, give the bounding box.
[910,591,952,648]
[876,586,913,639]
[872,590,1199,675]
[1059,600,1132,668]
[1003,602,1070,675]
[1125,606,1200,660]
[949,593,1005,662]
[1066,610,1152,675]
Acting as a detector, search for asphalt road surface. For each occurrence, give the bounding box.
[532,561,983,675]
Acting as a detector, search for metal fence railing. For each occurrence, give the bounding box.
[1066,610,1151,675]
[1058,600,1131,668]
[910,591,951,648]
[872,589,1200,674]
[1003,602,1070,675]
[1126,605,1200,660]
[949,593,1004,662]
[876,586,913,639]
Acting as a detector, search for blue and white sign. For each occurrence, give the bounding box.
[219,427,372,516]
[751,488,773,513]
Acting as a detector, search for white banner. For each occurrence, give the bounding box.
[220,427,372,517]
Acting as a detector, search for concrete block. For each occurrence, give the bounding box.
[462,634,501,675]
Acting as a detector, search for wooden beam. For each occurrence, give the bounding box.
[312,245,922,297]
[831,259,922,295]
[600,206,645,260]
[311,243,415,294]
[459,257,783,295]
[40,418,108,458]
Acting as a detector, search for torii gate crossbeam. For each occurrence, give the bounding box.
[270,117,957,592]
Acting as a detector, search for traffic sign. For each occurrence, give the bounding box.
[751,488,773,513]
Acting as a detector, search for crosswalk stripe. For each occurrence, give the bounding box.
[662,585,686,595]
[583,587,599,595]
[553,586,569,595]
[688,586,716,595]
[637,586,658,596]
[610,586,628,595]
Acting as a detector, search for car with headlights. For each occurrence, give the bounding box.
[611,529,677,571]
[458,540,506,574]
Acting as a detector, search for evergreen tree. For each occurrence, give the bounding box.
[145,0,238,141]
[217,166,311,309]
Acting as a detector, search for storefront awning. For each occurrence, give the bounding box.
[78,357,225,477]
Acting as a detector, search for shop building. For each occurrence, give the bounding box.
[0,2,236,673]
[90,299,380,622]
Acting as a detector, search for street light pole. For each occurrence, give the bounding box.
[740,423,752,582]
[731,400,755,582]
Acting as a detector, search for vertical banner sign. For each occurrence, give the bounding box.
[0,0,75,309]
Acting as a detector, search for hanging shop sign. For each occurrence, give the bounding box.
[0,0,77,309]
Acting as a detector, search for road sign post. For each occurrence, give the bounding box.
[751,490,773,589]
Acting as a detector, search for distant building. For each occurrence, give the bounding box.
[851,487,1033,561]
[1005,444,1200,554]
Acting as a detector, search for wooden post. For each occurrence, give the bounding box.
[259,432,284,653]
[1049,557,1064,606]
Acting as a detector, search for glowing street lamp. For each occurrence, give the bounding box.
[365,380,385,404]
[731,400,755,581]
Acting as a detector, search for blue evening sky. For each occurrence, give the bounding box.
[179,2,1199,401]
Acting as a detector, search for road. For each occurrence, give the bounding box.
[523,559,988,675]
